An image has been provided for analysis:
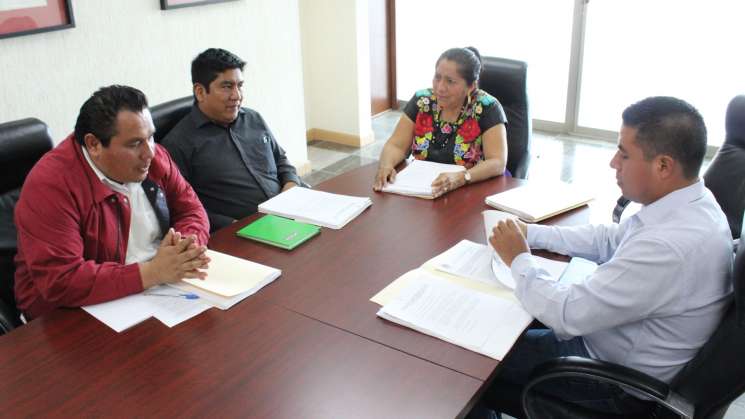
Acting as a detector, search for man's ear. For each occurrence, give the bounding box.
[194,83,206,103]
[656,154,676,179]
[83,133,103,158]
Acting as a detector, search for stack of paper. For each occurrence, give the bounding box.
[376,270,533,361]
[171,250,281,310]
[371,239,566,361]
[83,250,281,332]
[381,160,465,199]
[258,186,372,229]
[484,182,593,222]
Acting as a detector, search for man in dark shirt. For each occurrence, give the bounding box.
[162,48,301,232]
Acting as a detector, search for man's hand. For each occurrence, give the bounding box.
[489,219,530,266]
[281,181,298,192]
[431,171,466,198]
[373,165,397,191]
[139,228,211,289]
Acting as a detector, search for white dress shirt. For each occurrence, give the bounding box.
[511,180,733,383]
[82,146,161,264]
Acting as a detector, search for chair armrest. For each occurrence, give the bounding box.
[0,299,21,335]
[522,356,694,419]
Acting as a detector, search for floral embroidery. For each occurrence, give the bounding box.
[457,118,480,143]
[411,88,495,168]
[414,113,434,137]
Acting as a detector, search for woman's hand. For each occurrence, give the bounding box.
[431,171,466,198]
[373,165,397,191]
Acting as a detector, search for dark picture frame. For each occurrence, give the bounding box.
[160,0,239,10]
[0,0,75,40]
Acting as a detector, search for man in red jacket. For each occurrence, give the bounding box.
[14,85,211,320]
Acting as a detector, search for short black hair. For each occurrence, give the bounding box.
[437,47,482,86]
[622,96,707,179]
[191,48,246,93]
[74,85,149,147]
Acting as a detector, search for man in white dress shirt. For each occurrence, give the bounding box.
[479,96,733,417]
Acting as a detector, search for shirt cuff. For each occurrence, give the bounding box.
[511,252,538,284]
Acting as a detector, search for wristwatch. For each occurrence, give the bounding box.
[463,170,472,184]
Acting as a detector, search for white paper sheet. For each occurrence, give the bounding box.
[432,239,504,285]
[82,285,211,332]
[377,271,533,360]
[258,187,371,229]
[83,294,154,333]
[381,160,465,198]
[431,239,568,290]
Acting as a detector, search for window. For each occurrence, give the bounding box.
[395,0,573,122]
[396,0,745,146]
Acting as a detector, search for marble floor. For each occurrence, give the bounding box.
[301,110,745,419]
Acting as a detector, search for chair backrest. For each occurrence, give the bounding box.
[0,118,54,332]
[151,96,192,143]
[669,212,745,419]
[479,56,531,179]
[703,95,745,239]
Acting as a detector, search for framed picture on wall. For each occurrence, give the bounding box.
[160,0,240,10]
[0,0,75,40]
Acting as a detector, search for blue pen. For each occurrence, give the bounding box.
[144,292,200,300]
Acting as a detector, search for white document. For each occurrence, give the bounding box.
[83,294,155,333]
[432,239,503,285]
[430,239,568,290]
[258,186,372,229]
[183,250,281,297]
[146,287,212,328]
[377,271,533,360]
[484,182,594,222]
[82,285,211,332]
[381,160,465,198]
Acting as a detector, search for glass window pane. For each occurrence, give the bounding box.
[578,0,745,145]
[395,0,574,123]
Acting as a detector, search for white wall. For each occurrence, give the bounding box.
[299,0,373,144]
[0,0,309,168]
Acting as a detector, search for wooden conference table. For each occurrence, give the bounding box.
[0,163,596,418]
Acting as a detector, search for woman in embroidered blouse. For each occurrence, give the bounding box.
[372,47,508,197]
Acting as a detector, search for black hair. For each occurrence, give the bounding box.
[191,48,246,93]
[74,85,148,147]
[622,96,707,179]
[436,47,482,86]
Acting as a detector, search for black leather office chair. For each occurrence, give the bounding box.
[479,56,531,179]
[614,95,745,233]
[703,95,745,239]
[0,118,54,334]
[521,212,745,419]
[151,96,192,143]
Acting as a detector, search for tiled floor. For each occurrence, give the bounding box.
[301,110,745,419]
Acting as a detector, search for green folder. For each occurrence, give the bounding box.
[236,214,320,250]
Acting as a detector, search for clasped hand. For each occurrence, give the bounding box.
[140,228,210,289]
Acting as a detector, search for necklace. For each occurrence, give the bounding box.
[434,105,465,149]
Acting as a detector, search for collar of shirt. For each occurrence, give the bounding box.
[634,179,706,226]
[80,144,135,196]
[190,104,246,129]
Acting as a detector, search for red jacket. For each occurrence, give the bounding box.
[14,135,209,320]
